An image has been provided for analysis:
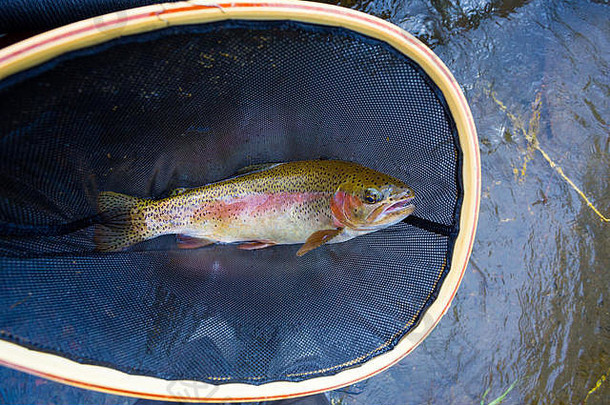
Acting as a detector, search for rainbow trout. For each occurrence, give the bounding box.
[95,160,415,256]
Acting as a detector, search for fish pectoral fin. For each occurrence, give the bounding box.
[237,241,276,250]
[176,235,216,249]
[235,162,282,175]
[297,228,343,257]
[169,187,188,197]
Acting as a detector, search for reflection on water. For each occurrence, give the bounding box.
[316,0,532,46]
[326,0,609,404]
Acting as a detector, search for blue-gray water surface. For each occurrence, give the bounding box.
[323,1,609,404]
[1,0,608,404]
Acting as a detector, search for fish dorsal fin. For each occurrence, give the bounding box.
[169,187,188,196]
[235,162,282,175]
[296,228,343,257]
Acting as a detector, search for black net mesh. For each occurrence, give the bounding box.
[0,20,462,384]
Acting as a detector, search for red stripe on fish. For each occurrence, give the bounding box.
[194,192,329,220]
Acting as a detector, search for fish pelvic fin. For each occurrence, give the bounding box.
[296,228,343,257]
[95,191,149,252]
[238,240,277,250]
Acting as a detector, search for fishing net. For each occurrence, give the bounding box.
[0,1,479,401]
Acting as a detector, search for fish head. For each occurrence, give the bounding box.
[331,171,415,231]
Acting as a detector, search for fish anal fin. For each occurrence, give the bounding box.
[238,241,276,250]
[235,163,282,175]
[176,235,215,249]
[297,228,343,257]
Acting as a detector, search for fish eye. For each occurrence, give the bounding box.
[364,188,382,204]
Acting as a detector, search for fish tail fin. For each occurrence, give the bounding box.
[95,191,150,252]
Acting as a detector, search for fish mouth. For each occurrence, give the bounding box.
[363,194,415,226]
[383,196,415,215]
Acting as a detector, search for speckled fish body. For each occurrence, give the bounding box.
[95,160,415,255]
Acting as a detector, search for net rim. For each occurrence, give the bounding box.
[0,0,481,401]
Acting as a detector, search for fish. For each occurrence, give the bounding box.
[95,160,415,256]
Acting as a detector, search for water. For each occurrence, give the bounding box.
[328,0,610,404]
[1,0,608,404]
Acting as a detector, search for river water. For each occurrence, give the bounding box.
[1,1,608,404]
[325,0,609,404]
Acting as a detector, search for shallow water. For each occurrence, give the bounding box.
[326,0,610,404]
[1,1,608,404]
